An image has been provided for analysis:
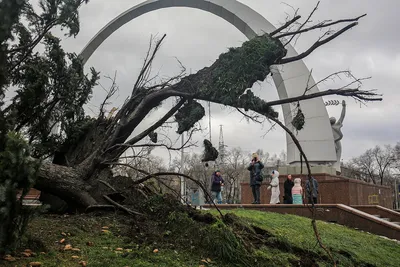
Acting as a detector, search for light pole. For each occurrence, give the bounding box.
[395,175,399,210]
[180,133,186,204]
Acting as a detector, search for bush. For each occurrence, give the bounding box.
[0,132,40,254]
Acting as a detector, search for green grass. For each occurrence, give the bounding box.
[2,210,399,267]
[209,209,400,267]
[1,214,223,267]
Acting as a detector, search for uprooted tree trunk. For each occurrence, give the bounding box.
[34,34,287,209]
[33,13,379,212]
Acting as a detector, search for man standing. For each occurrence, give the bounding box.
[283,174,294,204]
[305,176,319,204]
[211,170,224,204]
[247,153,264,204]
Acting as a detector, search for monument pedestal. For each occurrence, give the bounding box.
[278,165,337,176]
[240,169,393,208]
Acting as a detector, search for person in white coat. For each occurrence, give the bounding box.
[268,170,280,204]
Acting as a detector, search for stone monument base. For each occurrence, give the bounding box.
[240,171,393,208]
[278,165,337,176]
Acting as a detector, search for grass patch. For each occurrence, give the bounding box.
[209,209,400,267]
[2,198,399,267]
[1,214,223,267]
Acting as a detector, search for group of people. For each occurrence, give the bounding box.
[247,152,319,204]
[282,174,319,204]
[210,152,319,205]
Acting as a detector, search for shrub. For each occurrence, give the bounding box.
[0,132,40,254]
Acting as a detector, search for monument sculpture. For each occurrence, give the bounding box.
[330,100,346,172]
[79,0,337,166]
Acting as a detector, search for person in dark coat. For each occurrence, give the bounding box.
[247,153,264,204]
[305,176,319,204]
[283,174,294,204]
[211,170,224,204]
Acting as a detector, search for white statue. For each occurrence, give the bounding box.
[330,100,346,172]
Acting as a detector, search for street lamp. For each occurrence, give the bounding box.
[395,175,400,210]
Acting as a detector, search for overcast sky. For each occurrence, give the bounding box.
[54,0,399,165]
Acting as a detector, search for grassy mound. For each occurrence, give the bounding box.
[2,196,399,267]
[209,209,400,267]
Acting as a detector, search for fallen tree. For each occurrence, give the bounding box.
[1,1,381,211]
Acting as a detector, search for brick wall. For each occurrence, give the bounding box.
[241,173,394,208]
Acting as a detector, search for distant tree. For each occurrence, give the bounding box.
[223,147,248,203]
[347,145,396,185]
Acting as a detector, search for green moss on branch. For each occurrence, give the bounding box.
[176,34,286,121]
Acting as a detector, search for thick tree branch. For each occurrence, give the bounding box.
[125,98,186,146]
[103,97,186,159]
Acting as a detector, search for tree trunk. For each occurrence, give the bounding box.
[35,163,98,209]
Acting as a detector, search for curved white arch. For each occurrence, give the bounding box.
[79,0,337,165]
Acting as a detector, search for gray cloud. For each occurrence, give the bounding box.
[53,0,399,164]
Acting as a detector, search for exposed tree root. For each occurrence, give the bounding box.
[85,205,116,213]
[103,195,144,216]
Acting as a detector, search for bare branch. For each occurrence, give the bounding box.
[103,195,144,216]
[132,34,167,96]
[112,141,195,152]
[278,22,359,65]
[98,72,119,119]
[269,15,302,36]
[85,205,116,213]
[105,163,224,217]
[259,88,382,107]
[265,115,336,265]
[98,180,117,192]
[275,13,366,39]
[284,1,320,45]
[236,108,263,124]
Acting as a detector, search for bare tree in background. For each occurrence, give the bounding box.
[347,145,396,185]
[223,147,248,203]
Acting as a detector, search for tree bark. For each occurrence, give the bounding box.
[35,163,97,209]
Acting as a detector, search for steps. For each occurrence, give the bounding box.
[352,205,400,228]
[371,214,400,225]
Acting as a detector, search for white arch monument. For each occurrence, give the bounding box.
[79,0,338,168]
